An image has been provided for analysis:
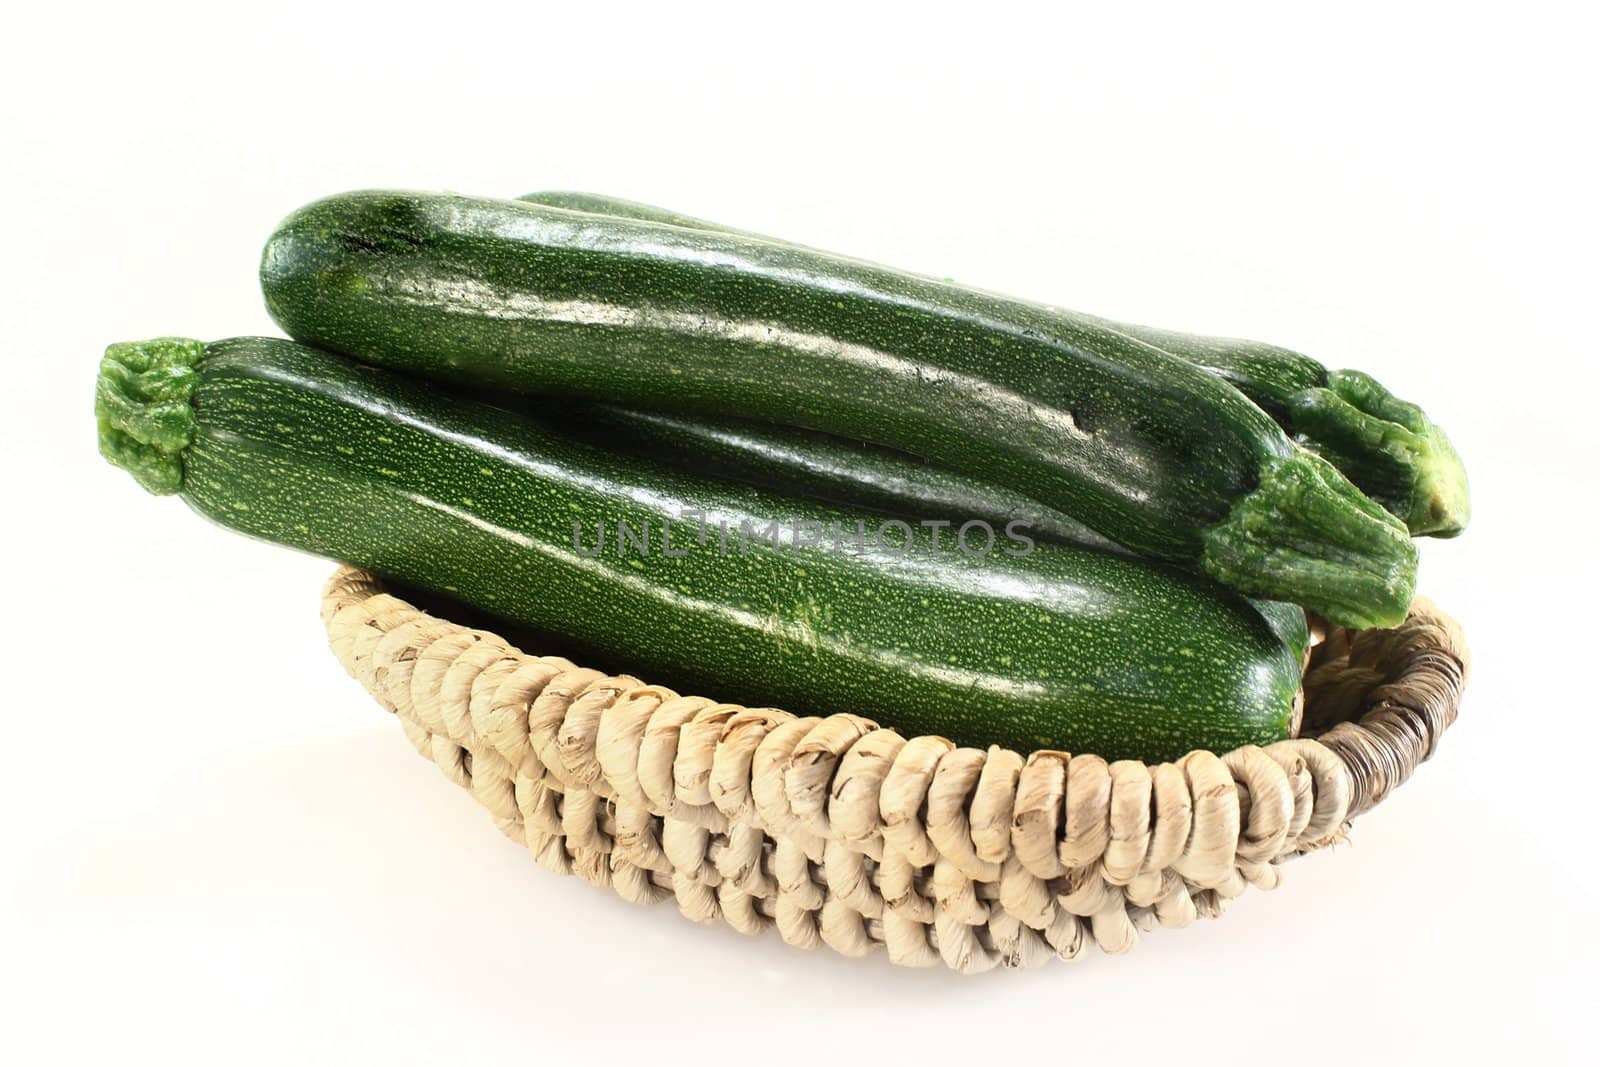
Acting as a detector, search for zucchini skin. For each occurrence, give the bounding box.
[97,336,1307,763]
[260,191,1418,628]
[542,403,1123,552]
[522,190,1469,538]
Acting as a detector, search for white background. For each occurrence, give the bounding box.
[5,3,1595,1063]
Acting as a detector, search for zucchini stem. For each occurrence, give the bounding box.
[1200,450,1418,629]
[96,337,205,495]
[1287,370,1470,538]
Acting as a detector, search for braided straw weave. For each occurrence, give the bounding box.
[321,565,1468,973]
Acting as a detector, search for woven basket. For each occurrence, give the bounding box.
[321,565,1468,973]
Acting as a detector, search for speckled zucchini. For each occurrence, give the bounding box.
[260,191,1418,627]
[545,403,1123,552]
[96,335,1308,761]
[521,190,1469,537]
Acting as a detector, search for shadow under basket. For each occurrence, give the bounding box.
[321,565,1468,973]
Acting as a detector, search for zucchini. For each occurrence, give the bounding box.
[260,190,1417,628]
[544,403,1123,552]
[522,190,1469,538]
[97,335,1308,762]
[1070,320,1469,538]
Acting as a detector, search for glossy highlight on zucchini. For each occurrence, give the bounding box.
[260,190,1418,627]
[96,335,1309,762]
[521,190,1469,538]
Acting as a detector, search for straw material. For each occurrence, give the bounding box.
[321,566,1468,972]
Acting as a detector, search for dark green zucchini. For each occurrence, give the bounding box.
[543,403,1123,552]
[97,335,1309,762]
[1072,319,1469,539]
[260,190,1417,628]
[521,190,1469,538]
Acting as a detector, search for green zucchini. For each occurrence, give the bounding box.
[260,190,1417,628]
[544,403,1123,552]
[98,335,1308,762]
[521,190,1469,538]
